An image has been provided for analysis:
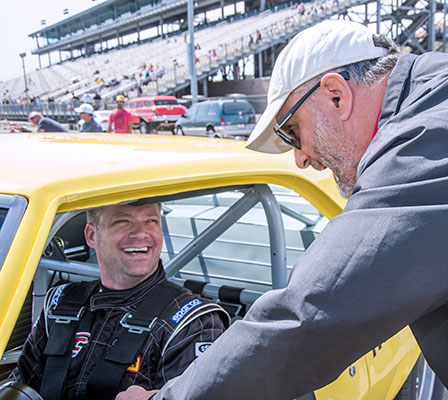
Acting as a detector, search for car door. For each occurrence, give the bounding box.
[364,329,421,399]
[206,103,220,132]
[181,104,199,135]
[314,358,370,399]
[193,103,210,136]
[128,101,139,125]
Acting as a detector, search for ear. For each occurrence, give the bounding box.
[319,73,353,121]
[84,223,97,248]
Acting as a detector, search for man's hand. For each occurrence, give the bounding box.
[115,385,158,400]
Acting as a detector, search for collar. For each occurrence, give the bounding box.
[376,53,418,132]
[371,106,382,140]
[90,260,166,310]
[357,53,419,177]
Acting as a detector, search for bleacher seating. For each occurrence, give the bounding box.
[0,0,363,103]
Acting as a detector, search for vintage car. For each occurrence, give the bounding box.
[0,132,441,399]
[127,95,186,134]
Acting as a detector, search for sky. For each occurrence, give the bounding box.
[0,0,100,82]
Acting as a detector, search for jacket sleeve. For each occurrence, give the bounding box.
[153,85,448,399]
[11,309,48,392]
[153,310,227,388]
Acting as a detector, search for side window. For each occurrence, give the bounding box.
[129,102,136,109]
[222,101,253,115]
[196,104,209,117]
[160,185,327,294]
[32,185,327,328]
[185,104,199,119]
[207,104,219,116]
[0,195,27,270]
[137,101,144,107]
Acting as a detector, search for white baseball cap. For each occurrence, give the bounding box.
[75,103,94,114]
[245,20,388,154]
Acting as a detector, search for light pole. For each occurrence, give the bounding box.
[187,0,198,104]
[20,52,29,102]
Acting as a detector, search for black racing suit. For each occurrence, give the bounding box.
[11,261,229,399]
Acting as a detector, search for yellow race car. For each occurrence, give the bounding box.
[0,132,439,399]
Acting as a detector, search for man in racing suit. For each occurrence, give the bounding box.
[10,201,229,400]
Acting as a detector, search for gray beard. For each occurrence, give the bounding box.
[333,171,357,199]
[312,109,359,199]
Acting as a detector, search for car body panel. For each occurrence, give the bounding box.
[0,132,419,398]
[93,110,112,132]
[315,357,370,400]
[364,330,420,399]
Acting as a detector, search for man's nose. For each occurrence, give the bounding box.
[129,222,150,238]
[294,148,310,169]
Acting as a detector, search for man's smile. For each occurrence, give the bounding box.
[123,247,149,254]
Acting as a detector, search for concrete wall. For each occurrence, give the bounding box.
[206,77,270,114]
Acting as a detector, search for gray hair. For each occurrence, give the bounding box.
[295,33,401,95]
[86,207,102,226]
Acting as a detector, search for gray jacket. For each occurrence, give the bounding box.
[81,117,102,132]
[155,52,448,399]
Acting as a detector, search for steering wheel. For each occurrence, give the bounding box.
[0,382,43,400]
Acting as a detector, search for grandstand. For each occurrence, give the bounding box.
[1,0,354,103]
[1,0,447,121]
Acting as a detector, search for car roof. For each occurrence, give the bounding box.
[129,95,177,101]
[198,99,250,104]
[0,132,344,217]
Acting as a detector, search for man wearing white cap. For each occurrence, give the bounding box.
[118,19,448,400]
[75,103,102,133]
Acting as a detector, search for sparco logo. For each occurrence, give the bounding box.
[72,332,90,358]
[49,283,69,308]
[195,342,212,357]
[170,299,203,324]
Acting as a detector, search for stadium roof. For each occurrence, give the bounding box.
[28,0,243,55]
[29,0,160,39]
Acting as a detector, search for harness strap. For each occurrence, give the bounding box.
[161,302,230,357]
[85,280,183,399]
[40,280,99,400]
[218,285,246,319]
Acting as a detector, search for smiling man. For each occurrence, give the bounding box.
[11,200,229,400]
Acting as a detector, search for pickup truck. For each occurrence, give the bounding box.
[128,95,186,134]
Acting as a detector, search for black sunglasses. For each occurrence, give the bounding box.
[273,71,350,150]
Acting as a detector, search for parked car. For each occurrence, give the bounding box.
[77,110,112,132]
[7,124,32,133]
[127,95,186,134]
[175,99,256,138]
[0,132,441,399]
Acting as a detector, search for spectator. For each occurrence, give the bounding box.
[83,92,93,104]
[75,103,102,132]
[248,35,254,47]
[108,95,133,133]
[29,111,68,132]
